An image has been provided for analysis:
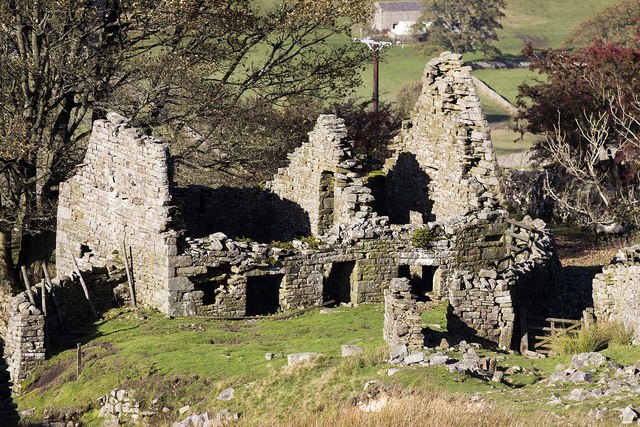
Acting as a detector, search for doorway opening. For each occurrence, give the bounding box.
[246,274,283,316]
[323,261,356,306]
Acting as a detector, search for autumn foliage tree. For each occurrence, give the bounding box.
[563,0,640,49]
[517,41,640,226]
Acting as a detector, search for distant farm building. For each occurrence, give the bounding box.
[372,1,426,34]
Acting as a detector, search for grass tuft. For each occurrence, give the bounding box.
[550,321,634,355]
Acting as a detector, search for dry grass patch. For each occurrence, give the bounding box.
[278,391,563,427]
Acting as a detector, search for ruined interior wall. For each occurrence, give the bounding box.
[447,219,558,348]
[384,52,503,223]
[384,278,424,351]
[5,293,45,392]
[592,246,640,343]
[56,113,177,313]
[269,115,372,236]
[172,186,310,242]
[50,271,128,328]
[164,214,451,316]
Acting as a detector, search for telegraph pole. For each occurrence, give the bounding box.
[355,38,392,113]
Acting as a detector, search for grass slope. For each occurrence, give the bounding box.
[16,303,640,426]
[366,0,619,104]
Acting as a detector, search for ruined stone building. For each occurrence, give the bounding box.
[52,51,557,341]
[4,53,561,392]
[592,245,640,344]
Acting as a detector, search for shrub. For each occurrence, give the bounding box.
[550,321,634,355]
[411,226,445,248]
[300,235,320,249]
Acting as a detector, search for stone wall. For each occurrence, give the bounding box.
[56,113,178,313]
[172,186,310,242]
[5,293,45,392]
[447,218,559,348]
[383,52,503,224]
[50,270,128,329]
[592,246,640,343]
[164,210,524,319]
[269,115,374,236]
[383,278,424,351]
[163,215,451,316]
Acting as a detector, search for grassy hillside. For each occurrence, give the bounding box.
[368,0,619,102]
[16,304,640,426]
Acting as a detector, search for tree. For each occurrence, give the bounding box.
[563,0,640,49]
[331,100,403,171]
[419,0,506,57]
[0,0,371,286]
[516,42,640,226]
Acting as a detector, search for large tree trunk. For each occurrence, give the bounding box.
[0,231,15,289]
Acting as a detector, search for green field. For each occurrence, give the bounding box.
[366,0,619,105]
[17,304,640,426]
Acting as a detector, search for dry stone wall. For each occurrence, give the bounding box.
[384,278,424,351]
[447,218,559,348]
[5,293,45,392]
[269,115,374,236]
[56,113,178,313]
[383,52,503,224]
[51,270,128,328]
[592,246,640,344]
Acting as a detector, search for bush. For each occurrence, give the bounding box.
[550,321,634,355]
[411,226,445,248]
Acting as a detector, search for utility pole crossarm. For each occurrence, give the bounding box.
[354,38,393,113]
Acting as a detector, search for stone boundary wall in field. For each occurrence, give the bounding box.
[5,293,45,393]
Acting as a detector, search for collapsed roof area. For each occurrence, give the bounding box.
[52,53,558,351]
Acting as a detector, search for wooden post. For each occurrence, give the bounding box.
[76,343,82,380]
[519,306,529,354]
[71,255,99,321]
[20,266,36,305]
[123,242,137,307]
[42,261,65,332]
[40,280,49,352]
[40,280,47,317]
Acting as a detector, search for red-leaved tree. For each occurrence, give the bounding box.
[517,41,640,226]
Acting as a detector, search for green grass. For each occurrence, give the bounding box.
[472,68,540,105]
[491,128,540,155]
[550,322,635,355]
[16,303,640,425]
[496,0,619,55]
[360,0,618,114]
[17,306,385,422]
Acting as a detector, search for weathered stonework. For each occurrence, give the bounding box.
[447,217,559,348]
[56,112,178,314]
[384,278,424,351]
[50,55,556,347]
[383,52,503,224]
[5,293,45,392]
[592,246,640,343]
[269,115,374,236]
